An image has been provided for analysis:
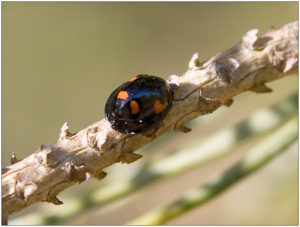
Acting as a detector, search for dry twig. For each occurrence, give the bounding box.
[2,21,298,224]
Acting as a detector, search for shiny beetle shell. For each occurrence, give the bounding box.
[105,75,173,134]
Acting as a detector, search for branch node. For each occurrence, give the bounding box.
[167,74,180,86]
[38,143,59,167]
[86,129,99,151]
[176,124,192,133]
[215,57,240,83]
[118,152,143,164]
[188,53,200,70]
[46,196,63,205]
[58,122,70,141]
[283,57,298,73]
[16,180,38,202]
[10,152,19,164]
[198,91,223,114]
[94,170,107,181]
[68,163,89,183]
[23,182,38,202]
[167,75,181,102]
[249,83,273,93]
[242,29,258,50]
[223,98,234,107]
[253,36,273,51]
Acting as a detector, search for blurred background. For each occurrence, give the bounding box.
[2,2,298,225]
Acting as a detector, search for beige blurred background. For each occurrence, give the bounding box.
[2,2,298,225]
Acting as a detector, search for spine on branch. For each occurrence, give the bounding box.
[2,21,298,223]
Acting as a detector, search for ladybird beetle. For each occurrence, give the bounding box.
[105,75,173,134]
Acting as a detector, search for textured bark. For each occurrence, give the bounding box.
[2,21,298,223]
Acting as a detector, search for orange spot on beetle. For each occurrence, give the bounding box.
[117,91,129,100]
[130,100,140,114]
[129,76,138,81]
[154,99,168,114]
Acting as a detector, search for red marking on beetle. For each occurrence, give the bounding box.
[154,99,168,114]
[117,90,129,100]
[129,76,138,81]
[130,101,140,114]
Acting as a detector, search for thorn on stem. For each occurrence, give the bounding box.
[10,152,19,164]
[59,122,70,141]
[119,152,143,164]
[94,171,107,181]
[242,29,258,50]
[47,196,63,205]
[249,83,273,93]
[176,124,192,133]
[189,53,200,69]
[223,98,234,107]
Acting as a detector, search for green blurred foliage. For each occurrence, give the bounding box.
[2,2,298,225]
